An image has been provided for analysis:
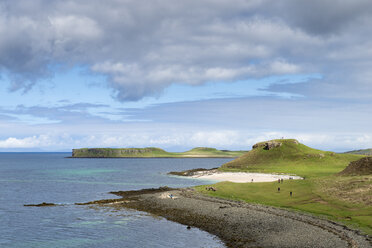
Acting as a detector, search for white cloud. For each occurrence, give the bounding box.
[50,15,103,41]
[0,135,52,148]
[0,129,370,152]
[2,0,371,100]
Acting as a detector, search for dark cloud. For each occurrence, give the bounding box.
[264,0,372,35]
[0,0,371,100]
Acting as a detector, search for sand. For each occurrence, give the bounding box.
[190,171,303,183]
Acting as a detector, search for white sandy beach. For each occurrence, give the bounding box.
[191,171,302,183]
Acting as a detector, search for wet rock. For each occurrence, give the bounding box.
[168,168,218,177]
[24,202,56,207]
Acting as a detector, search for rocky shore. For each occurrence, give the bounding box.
[168,167,218,176]
[79,187,371,248]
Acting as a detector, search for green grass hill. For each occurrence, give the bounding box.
[344,148,372,156]
[220,139,363,177]
[72,147,247,158]
[182,147,246,157]
[198,139,371,234]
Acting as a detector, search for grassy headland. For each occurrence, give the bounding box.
[196,139,372,235]
[344,148,372,156]
[220,139,363,177]
[71,147,247,158]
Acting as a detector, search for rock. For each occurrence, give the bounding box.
[265,141,282,150]
[338,157,372,176]
[291,139,299,145]
[306,153,326,158]
[24,202,56,207]
[168,168,218,177]
[252,142,266,149]
[206,186,217,191]
[252,141,282,150]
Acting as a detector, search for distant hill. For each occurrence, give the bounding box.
[343,148,372,156]
[71,147,247,158]
[220,139,362,177]
[338,157,372,176]
[180,147,246,157]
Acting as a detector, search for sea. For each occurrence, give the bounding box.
[0,153,232,248]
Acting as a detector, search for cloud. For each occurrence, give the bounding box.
[0,129,371,153]
[0,135,52,148]
[266,0,372,35]
[1,0,371,101]
[0,93,371,152]
[0,103,116,125]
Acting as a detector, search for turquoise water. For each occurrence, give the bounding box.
[0,153,231,248]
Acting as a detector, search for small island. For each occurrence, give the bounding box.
[70,147,247,158]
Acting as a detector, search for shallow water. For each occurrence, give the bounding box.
[0,153,231,248]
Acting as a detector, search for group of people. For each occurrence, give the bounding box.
[277,178,293,196]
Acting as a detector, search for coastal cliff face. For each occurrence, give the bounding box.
[72,147,169,158]
[71,147,248,158]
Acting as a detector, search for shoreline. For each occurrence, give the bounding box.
[66,156,240,159]
[169,168,303,183]
[78,187,371,248]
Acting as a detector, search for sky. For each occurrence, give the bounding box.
[0,0,371,152]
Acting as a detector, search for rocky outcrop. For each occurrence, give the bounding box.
[252,141,282,150]
[168,168,218,176]
[338,157,372,176]
[266,141,282,150]
[291,139,299,145]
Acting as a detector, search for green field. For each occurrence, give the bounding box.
[196,139,372,235]
[71,147,247,158]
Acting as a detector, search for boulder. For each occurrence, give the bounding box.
[252,141,282,150]
[266,141,282,150]
[252,142,266,149]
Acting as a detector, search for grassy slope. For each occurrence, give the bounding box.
[196,139,372,235]
[72,147,247,158]
[344,148,372,156]
[220,139,362,177]
[182,147,246,157]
